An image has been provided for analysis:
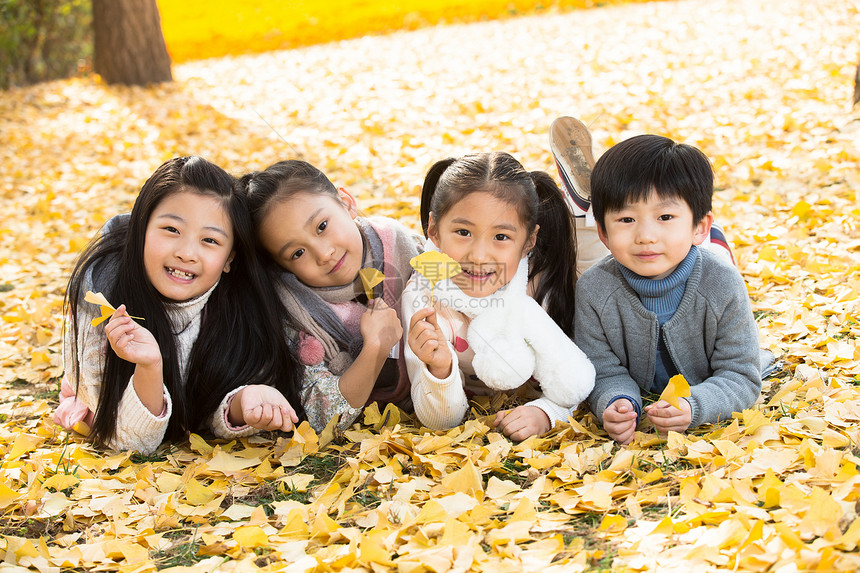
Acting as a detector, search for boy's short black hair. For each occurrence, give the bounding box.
[591,134,713,229]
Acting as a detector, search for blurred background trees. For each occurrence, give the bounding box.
[0,0,91,89]
[92,0,171,85]
[1,0,172,88]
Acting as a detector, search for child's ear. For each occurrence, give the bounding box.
[693,212,714,246]
[523,224,539,256]
[337,187,358,218]
[427,212,439,244]
[596,222,610,248]
[223,251,235,273]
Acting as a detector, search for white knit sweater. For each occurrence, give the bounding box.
[401,246,593,430]
[63,282,257,453]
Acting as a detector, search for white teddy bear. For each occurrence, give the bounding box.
[426,242,595,410]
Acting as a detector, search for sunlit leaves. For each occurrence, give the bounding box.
[410,251,462,288]
[358,268,384,300]
[660,374,691,410]
[1,0,860,570]
[84,291,144,326]
[156,0,650,63]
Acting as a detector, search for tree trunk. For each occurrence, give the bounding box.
[854,57,860,107]
[92,0,172,85]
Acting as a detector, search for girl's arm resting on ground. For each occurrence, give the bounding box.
[338,339,391,407]
[66,313,171,453]
[401,285,468,430]
[301,361,363,432]
[524,397,576,428]
[114,376,172,453]
[211,386,268,438]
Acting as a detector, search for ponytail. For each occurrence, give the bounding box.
[420,158,456,237]
[529,170,577,337]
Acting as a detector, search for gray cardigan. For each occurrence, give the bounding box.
[575,249,762,428]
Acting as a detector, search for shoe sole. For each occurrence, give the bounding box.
[550,116,595,212]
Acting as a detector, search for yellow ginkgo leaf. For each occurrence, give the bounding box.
[0,482,20,510]
[84,290,112,307]
[233,525,269,548]
[359,267,385,299]
[71,420,91,437]
[659,374,691,410]
[410,251,462,289]
[84,290,144,326]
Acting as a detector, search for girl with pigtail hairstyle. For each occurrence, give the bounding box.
[405,151,594,441]
[419,162,577,335]
[56,156,305,454]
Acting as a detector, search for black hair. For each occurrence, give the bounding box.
[65,156,305,447]
[420,152,578,335]
[241,160,339,230]
[590,134,713,229]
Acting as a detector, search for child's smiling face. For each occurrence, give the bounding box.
[428,191,537,298]
[258,190,364,288]
[598,192,712,280]
[143,191,235,302]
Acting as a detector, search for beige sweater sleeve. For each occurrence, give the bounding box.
[65,314,171,454]
[401,278,469,430]
[209,386,261,440]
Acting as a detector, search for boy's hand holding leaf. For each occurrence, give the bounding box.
[645,374,692,434]
[658,374,691,409]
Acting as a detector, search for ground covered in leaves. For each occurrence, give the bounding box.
[155,0,650,63]
[1,0,859,570]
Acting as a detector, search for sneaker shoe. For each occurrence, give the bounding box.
[550,116,596,215]
[704,222,737,266]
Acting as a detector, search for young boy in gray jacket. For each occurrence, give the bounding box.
[574,135,762,444]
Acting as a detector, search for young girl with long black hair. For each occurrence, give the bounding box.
[55,156,305,453]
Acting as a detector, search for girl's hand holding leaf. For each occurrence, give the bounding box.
[104,305,162,369]
[85,290,144,326]
[360,298,402,356]
[408,307,452,378]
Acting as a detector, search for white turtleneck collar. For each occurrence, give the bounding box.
[165,281,218,335]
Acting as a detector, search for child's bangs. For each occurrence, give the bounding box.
[483,183,537,230]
